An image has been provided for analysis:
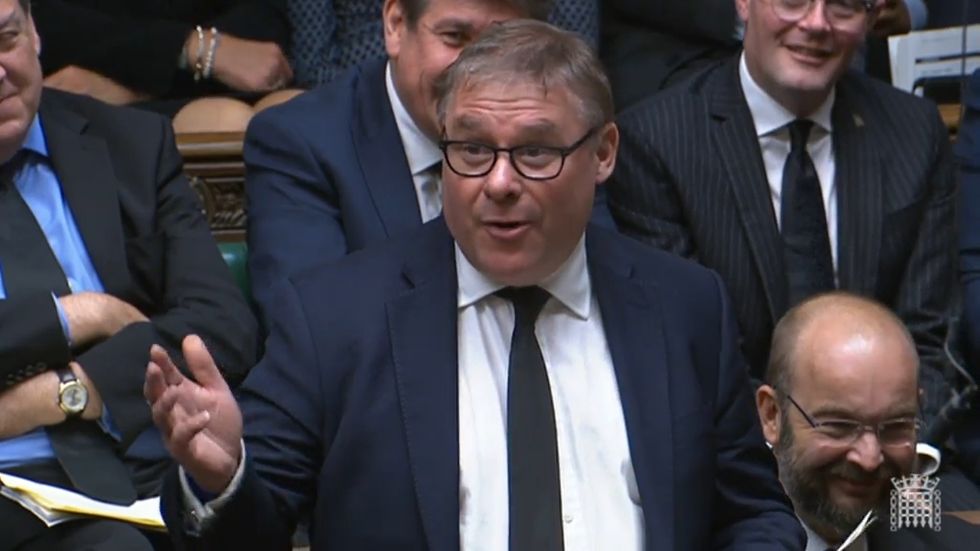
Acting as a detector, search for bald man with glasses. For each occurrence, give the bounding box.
[757,293,980,549]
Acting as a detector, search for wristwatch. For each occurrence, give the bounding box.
[56,367,88,418]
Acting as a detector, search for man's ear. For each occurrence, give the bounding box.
[756,384,783,446]
[594,122,618,186]
[382,0,405,59]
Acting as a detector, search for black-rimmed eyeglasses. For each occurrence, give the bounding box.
[784,394,920,448]
[439,128,596,181]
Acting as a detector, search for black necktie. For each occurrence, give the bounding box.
[0,154,71,298]
[0,156,136,505]
[780,119,835,309]
[497,286,564,551]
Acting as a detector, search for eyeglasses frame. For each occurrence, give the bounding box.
[439,127,597,181]
[783,393,920,448]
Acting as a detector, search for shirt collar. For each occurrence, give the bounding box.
[739,53,834,137]
[802,520,868,551]
[456,236,591,320]
[21,115,48,158]
[385,62,442,176]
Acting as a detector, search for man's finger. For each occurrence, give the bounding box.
[183,335,228,391]
[150,344,184,386]
[144,361,168,404]
[170,410,211,452]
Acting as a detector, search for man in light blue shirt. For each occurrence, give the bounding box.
[0,1,256,549]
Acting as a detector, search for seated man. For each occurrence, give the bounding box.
[0,1,257,549]
[147,20,805,549]
[757,293,980,550]
[609,0,955,420]
[244,0,612,335]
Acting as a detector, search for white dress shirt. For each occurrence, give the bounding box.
[385,63,443,223]
[456,238,644,551]
[739,54,839,274]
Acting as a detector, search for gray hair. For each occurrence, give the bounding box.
[400,0,553,26]
[435,19,613,131]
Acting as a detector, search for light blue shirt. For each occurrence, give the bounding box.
[0,115,116,469]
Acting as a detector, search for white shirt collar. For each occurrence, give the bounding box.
[739,53,834,137]
[455,236,591,319]
[385,62,442,176]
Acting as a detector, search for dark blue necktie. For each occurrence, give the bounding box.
[780,119,835,309]
[497,286,564,551]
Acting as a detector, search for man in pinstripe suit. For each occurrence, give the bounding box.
[609,0,956,420]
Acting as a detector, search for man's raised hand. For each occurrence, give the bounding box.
[145,335,243,494]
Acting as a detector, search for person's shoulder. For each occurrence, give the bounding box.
[615,58,726,136]
[620,59,725,114]
[587,225,719,288]
[248,57,386,134]
[840,71,943,132]
[41,88,168,134]
[287,220,451,302]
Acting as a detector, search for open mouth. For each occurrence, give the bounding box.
[484,220,530,239]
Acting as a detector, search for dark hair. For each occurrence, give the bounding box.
[435,19,612,130]
[400,0,553,26]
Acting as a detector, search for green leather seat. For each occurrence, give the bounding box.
[218,241,249,300]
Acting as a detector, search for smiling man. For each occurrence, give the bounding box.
[148,20,804,550]
[757,293,920,549]
[608,0,956,421]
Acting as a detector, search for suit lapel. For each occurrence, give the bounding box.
[587,230,676,549]
[352,60,425,236]
[707,60,788,320]
[387,221,460,551]
[38,92,129,294]
[832,79,882,295]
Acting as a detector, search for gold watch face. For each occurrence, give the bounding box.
[59,381,88,415]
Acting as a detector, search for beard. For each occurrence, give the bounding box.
[774,416,900,542]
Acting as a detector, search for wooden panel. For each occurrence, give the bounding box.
[177,132,246,241]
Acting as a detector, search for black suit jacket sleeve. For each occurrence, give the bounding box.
[80,113,256,445]
[0,294,72,386]
[34,0,289,96]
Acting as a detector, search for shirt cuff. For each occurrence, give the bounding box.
[179,440,247,530]
[52,293,72,346]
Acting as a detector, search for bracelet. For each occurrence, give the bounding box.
[193,25,205,82]
[202,27,219,80]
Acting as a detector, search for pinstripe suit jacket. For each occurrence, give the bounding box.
[609,57,956,416]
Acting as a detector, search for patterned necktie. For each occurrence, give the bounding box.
[496,286,564,551]
[780,119,835,309]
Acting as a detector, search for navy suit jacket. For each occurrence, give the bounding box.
[162,220,804,550]
[244,57,614,334]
